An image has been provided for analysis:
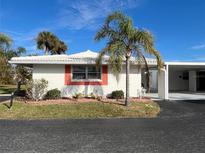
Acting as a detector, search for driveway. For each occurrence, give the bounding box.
[0,100,204,152]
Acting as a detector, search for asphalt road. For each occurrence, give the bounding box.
[0,100,205,152]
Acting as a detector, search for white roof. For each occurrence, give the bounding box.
[9,49,157,65]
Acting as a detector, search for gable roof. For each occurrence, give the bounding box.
[9,49,157,65]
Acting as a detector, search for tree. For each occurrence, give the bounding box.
[14,65,32,92]
[0,33,12,51]
[36,31,58,55]
[0,33,13,84]
[12,47,32,92]
[36,31,68,55]
[95,12,163,106]
[51,40,67,55]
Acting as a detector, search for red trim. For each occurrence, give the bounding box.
[65,65,108,85]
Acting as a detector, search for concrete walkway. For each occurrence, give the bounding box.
[0,94,11,103]
[146,92,205,100]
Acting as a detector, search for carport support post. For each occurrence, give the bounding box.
[158,65,169,100]
[189,71,196,92]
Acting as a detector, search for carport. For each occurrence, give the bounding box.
[158,62,205,100]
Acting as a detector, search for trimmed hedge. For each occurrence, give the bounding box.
[45,89,61,99]
[111,90,124,99]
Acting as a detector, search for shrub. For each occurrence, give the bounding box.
[111,90,124,100]
[25,78,48,101]
[90,92,97,99]
[73,93,84,99]
[45,89,61,99]
[14,90,26,97]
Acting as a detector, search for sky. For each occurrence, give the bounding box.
[0,0,205,61]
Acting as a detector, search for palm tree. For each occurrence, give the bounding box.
[51,40,68,55]
[36,31,68,55]
[95,12,163,106]
[0,33,12,51]
[36,31,58,55]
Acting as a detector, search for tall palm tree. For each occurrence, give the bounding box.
[36,31,68,55]
[95,12,163,106]
[0,33,12,51]
[51,40,68,55]
[36,31,58,55]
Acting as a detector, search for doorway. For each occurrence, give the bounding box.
[197,71,205,91]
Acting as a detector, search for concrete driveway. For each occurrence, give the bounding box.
[169,92,205,100]
[0,100,204,152]
[146,92,205,100]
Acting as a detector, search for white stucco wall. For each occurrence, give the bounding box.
[158,69,166,99]
[141,69,158,92]
[33,64,141,98]
[33,64,65,90]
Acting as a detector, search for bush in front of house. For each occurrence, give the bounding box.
[111,90,124,100]
[45,88,61,99]
[25,78,48,101]
[73,93,84,99]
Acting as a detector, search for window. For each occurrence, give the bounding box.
[72,65,101,80]
[72,66,86,79]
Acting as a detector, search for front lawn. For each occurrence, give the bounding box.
[0,101,160,119]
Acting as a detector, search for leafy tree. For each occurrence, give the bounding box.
[0,33,13,84]
[11,47,32,92]
[95,12,163,106]
[0,33,31,87]
[36,31,67,55]
[0,33,12,51]
[14,65,32,93]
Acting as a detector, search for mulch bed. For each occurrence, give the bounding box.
[14,97,152,105]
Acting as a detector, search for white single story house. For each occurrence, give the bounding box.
[9,50,157,98]
[9,50,205,100]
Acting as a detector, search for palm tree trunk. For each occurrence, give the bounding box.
[44,46,48,55]
[125,57,130,106]
[16,81,21,93]
[141,54,151,93]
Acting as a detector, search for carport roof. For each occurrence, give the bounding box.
[165,62,205,66]
[165,62,205,70]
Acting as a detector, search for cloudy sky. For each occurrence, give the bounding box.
[0,0,205,61]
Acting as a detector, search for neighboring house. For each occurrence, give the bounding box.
[9,50,157,98]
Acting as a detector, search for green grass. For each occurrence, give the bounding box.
[0,85,16,94]
[0,101,160,120]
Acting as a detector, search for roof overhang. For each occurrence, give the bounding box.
[9,50,158,66]
[165,62,205,71]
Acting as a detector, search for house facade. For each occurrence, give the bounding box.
[9,50,157,98]
[10,50,205,100]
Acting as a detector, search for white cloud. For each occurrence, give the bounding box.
[56,0,141,30]
[190,43,205,50]
[1,0,141,53]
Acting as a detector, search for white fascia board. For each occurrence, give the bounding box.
[165,62,205,66]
